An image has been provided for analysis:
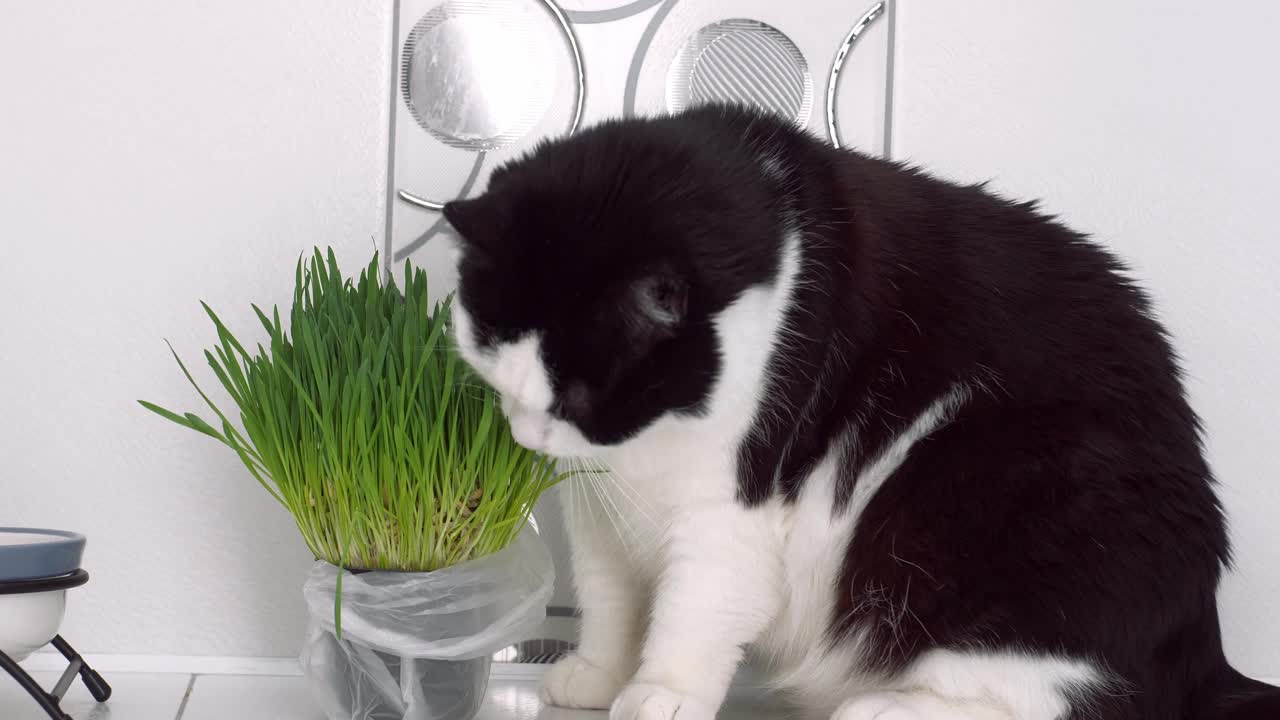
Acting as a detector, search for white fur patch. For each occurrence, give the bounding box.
[488,333,553,412]
[758,385,970,712]
[846,385,970,526]
[450,300,488,369]
[452,303,562,451]
[756,441,872,710]
[828,649,1101,719]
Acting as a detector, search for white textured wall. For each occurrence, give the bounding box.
[891,1,1280,676]
[0,3,393,655]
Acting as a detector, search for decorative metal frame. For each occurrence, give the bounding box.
[397,0,586,212]
[391,0,892,261]
[825,1,886,149]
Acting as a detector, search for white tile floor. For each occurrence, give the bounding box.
[0,669,191,720]
[1,665,791,720]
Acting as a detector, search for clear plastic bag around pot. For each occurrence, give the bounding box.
[300,528,554,720]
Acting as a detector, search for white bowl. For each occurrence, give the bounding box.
[0,527,86,661]
[0,589,67,661]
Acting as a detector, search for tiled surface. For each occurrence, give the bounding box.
[0,669,191,720]
[181,674,322,720]
[1,667,790,720]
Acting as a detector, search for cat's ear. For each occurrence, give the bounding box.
[623,267,688,343]
[443,195,505,252]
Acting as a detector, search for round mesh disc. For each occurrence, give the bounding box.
[402,1,557,151]
[666,18,813,126]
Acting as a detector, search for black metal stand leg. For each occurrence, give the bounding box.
[49,636,110,702]
[0,648,72,720]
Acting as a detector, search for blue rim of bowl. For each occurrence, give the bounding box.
[0,528,87,584]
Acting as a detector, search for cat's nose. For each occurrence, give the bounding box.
[507,408,551,452]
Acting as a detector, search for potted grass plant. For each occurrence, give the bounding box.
[140,249,560,720]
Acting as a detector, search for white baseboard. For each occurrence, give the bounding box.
[22,653,305,676]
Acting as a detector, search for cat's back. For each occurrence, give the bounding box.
[827,148,1192,420]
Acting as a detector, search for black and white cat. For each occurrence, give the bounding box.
[443,105,1278,720]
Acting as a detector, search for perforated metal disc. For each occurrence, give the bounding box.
[665,18,813,126]
[402,1,557,151]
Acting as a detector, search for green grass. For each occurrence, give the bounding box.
[140,248,561,575]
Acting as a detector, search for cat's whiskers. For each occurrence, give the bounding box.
[585,474,639,554]
[585,470,653,557]
[584,472,660,565]
[565,455,620,536]
[565,458,585,545]
[581,457,664,561]
[589,456,659,528]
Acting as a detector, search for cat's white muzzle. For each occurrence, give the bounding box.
[500,396,598,458]
[505,403,552,452]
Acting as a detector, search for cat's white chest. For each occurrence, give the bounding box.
[565,434,880,711]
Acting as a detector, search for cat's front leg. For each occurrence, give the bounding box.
[542,486,647,709]
[611,503,780,720]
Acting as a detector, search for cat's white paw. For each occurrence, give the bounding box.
[610,683,716,720]
[539,653,627,709]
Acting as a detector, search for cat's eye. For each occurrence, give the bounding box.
[556,381,592,421]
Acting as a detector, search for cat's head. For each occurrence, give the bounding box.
[443,108,795,458]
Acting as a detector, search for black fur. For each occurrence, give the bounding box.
[444,104,1277,719]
